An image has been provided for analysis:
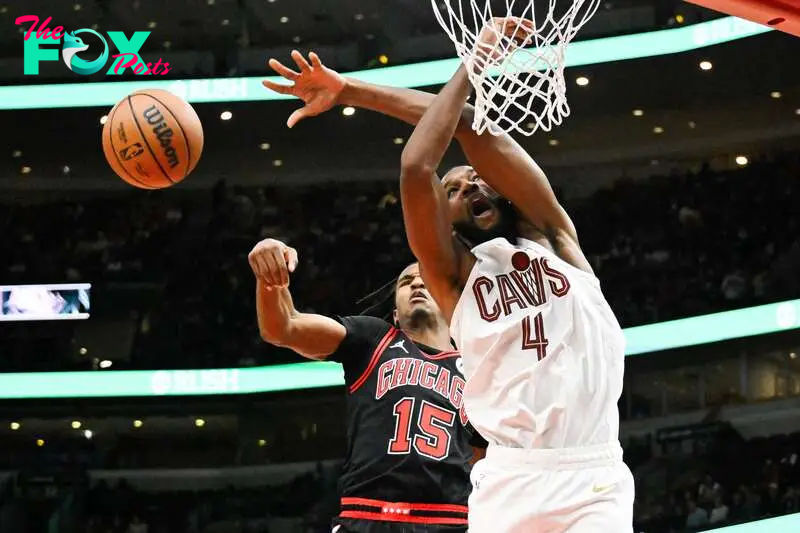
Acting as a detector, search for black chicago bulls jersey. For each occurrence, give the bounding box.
[329,315,483,531]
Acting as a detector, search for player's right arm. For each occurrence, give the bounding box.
[249,238,345,360]
[398,70,477,319]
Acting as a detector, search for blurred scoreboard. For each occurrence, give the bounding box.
[0,283,91,322]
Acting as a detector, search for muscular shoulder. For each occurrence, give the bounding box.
[329,316,396,364]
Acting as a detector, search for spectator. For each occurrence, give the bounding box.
[728,490,747,524]
[127,515,149,533]
[709,495,729,524]
[685,499,709,530]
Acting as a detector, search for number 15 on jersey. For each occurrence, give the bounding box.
[388,397,456,461]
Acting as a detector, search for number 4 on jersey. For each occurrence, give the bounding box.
[522,313,549,360]
[388,397,456,461]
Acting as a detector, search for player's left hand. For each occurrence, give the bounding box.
[248,238,299,289]
[474,17,535,65]
[262,50,346,128]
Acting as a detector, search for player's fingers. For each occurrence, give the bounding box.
[285,247,299,273]
[268,58,300,80]
[247,253,259,276]
[308,51,323,69]
[287,108,310,128]
[291,49,312,73]
[262,80,290,93]
[254,254,274,285]
[270,249,290,287]
[261,79,294,94]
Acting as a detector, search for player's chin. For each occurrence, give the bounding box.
[408,298,430,310]
[408,302,434,317]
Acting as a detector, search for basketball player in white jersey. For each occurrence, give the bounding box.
[262,19,633,531]
[395,19,635,533]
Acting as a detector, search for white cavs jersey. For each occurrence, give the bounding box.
[450,237,626,449]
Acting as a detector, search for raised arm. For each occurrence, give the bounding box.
[262,50,473,135]
[263,39,589,272]
[453,88,590,272]
[398,68,476,318]
[450,19,590,272]
[249,239,345,360]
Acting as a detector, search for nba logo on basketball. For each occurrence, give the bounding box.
[15,15,171,76]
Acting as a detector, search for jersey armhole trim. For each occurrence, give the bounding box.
[348,328,399,394]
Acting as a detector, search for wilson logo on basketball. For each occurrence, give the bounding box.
[142,105,180,169]
[102,89,203,189]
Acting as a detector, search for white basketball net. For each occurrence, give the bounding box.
[431,0,601,136]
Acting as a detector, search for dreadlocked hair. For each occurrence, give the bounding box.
[356,276,396,321]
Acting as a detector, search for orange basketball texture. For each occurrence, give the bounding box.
[101,89,203,189]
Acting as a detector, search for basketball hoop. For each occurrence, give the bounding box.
[431,0,601,136]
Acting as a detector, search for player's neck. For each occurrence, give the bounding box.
[403,325,453,353]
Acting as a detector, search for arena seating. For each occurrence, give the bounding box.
[1,151,798,372]
[17,430,792,532]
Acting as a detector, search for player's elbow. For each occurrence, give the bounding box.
[258,318,294,348]
[259,327,287,347]
[400,156,434,185]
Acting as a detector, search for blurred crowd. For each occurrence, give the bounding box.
[634,430,800,532]
[80,471,333,533]
[0,152,798,371]
[11,429,792,533]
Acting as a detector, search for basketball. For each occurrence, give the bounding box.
[101,89,203,189]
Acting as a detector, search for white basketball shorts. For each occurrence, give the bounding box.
[468,442,634,533]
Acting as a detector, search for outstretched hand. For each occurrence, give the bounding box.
[474,17,535,65]
[262,50,346,128]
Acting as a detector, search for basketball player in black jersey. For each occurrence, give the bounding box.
[248,237,486,532]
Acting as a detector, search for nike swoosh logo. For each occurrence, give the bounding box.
[592,483,616,493]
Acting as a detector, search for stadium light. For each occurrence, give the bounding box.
[342,106,356,116]
[735,155,749,166]
[699,60,712,71]
[220,111,232,120]
[632,109,644,117]
[133,419,143,428]
[576,76,589,86]
[770,91,782,99]
[10,422,20,430]
[548,139,560,146]
[36,438,45,447]
[653,126,664,134]
[195,418,205,427]
[99,360,113,369]
[83,429,93,439]
[71,420,81,429]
